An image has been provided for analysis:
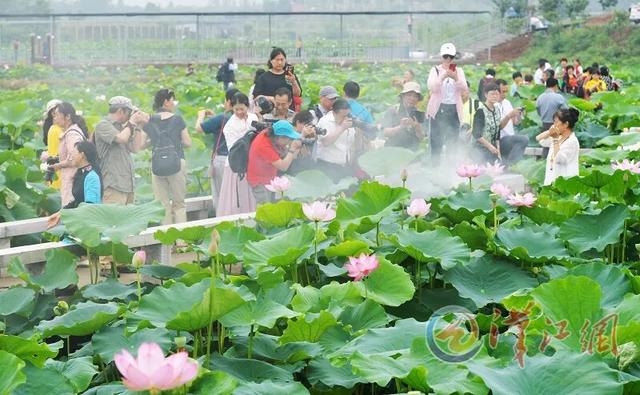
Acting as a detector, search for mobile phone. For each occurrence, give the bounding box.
[285,63,294,74]
[449,63,457,72]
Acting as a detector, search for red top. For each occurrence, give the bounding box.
[247,131,281,187]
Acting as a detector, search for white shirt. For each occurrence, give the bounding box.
[222,112,259,166]
[497,99,515,137]
[534,68,544,85]
[441,77,457,104]
[316,111,356,166]
[539,133,580,185]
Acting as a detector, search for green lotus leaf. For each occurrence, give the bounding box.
[467,351,623,395]
[450,221,489,251]
[154,225,209,245]
[190,371,237,395]
[575,122,611,148]
[92,242,134,265]
[9,250,78,293]
[510,158,546,185]
[81,278,137,301]
[131,279,248,331]
[284,170,357,201]
[325,240,371,257]
[419,287,477,313]
[496,225,570,261]
[0,102,34,128]
[350,351,411,386]
[139,265,185,280]
[77,383,129,395]
[597,132,640,147]
[203,222,265,264]
[554,170,626,197]
[209,354,294,383]
[290,284,326,314]
[357,146,420,178]
[0,287,35,317]
[280,310,337,344]
[566,262,633,308]
[336,181,410,233]
[334,318,424,357]
[338,299,390,333]
[444,256,538,308]
[219,294,299,329]
[255,200,304,228]
[581,149,628,164]
[243,224,315,268]
[61,201,165,247]
[0,335,61,368]
[234,380,309,395]
[0,350,26,395]
[531,275,602,352]
[391,228,471,269]
[568,97,598,112]
[361,257,415,307]
[92,326,173,363]
[12,363,76,395]
[307,358,364,388]
[44,356,98,393]
[36,301,122,338]
[558,204,629,253]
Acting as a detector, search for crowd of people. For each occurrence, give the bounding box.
[41,44,606,240]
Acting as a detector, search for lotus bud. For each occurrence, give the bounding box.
[400,168,408,182]
[208,229,220,256]
[175,336,187,351]
[54,300,69,316]
[132,250,146,268]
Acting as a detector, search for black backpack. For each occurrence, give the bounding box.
[216,64,225,82]
[149,115,181,177]
[228,130,258,179]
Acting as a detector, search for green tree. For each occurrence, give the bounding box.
[598,0,618,10]
[539,0,562,21]
[565,0,589,17]
[492,0,512,17]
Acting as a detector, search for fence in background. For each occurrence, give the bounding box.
[0,11,530,66]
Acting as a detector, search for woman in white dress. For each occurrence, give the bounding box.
[217,93,259,216]
[535,108,581,185]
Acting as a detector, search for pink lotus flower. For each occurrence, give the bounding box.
[611,159,640,174]
[303,201,336,222]
[345,253,379,281]
[407,198,431,217]
[490,183,511,198]
[456,164,484,178]
[482,161,505,178]
[40,151,50,162]
[506,192,536,208]
[132,250,146,268]
[114,342,198,392]
[265,176,291,193]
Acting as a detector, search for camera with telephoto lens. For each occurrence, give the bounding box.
[250,119,276,132]
[44,156,59,183]
[347,115,379,139]
[256,96,274,115]
[411,110,426,123]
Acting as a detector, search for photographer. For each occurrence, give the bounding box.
[426,43,469,163]
[253,47,301,111]
[41,99,63,189]
[382,82,425,149]
[311,86,339,124]
[289,110,320,175]
[316,98,358,181]
[263,87,296,122]
[247,120,302,203]
[94,96,148,206]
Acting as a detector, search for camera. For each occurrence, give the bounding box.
[284,63,295,74]
[43,156,59,183]
[347,115,379,139]
[256,96,274,115]
[251,119,276,131]
[313,125,327,136]
[411,110,426,123]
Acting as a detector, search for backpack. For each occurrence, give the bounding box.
[216,64,226,82]
[228,130,258,179]
[149,115,181,177]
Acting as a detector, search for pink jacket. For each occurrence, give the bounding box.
[426,65,469,122]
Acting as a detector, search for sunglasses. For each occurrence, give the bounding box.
[442,54,455,60]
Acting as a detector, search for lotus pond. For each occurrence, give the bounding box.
[1,63,640,394]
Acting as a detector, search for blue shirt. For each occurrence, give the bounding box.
[347,99,374,124]
[536,89,568,124]
[84,170,101,204]
[201,112,231,156]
